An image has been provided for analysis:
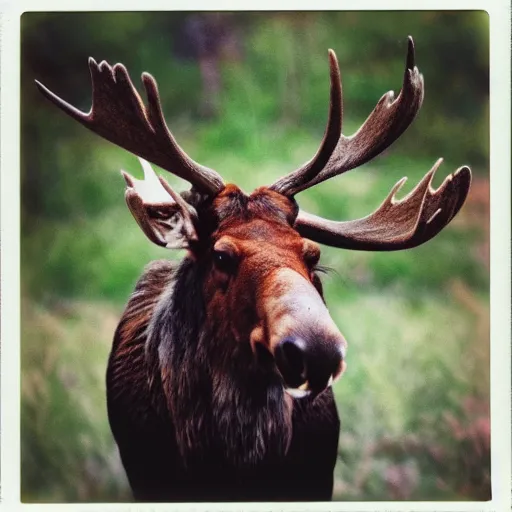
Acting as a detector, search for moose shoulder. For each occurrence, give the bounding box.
[35,36,471,502]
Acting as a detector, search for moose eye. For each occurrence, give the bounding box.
[213,250,236,273]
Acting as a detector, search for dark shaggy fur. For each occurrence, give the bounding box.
[106,257,340,503]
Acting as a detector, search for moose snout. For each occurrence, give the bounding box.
[262,267,348,397]
[275,333,346,398]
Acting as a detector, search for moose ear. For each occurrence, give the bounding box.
[122,158,199,249]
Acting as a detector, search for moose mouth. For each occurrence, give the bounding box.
[253,337,346,399]
[284,374,334,398]
[284,385,312,399]
[275,336,347,399]
[283,369,345,399]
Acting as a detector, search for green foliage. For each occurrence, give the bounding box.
[330,282,490,500]
[20,11,489,503]
[21,299,131,502]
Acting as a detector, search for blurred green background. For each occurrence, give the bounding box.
[20,11,490,503]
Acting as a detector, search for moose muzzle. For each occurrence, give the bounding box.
[262,268,347,398]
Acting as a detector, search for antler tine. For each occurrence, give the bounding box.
[269,49,343,196]
[270,36,424,197]
[35,58,225,197]
[295,160,472,251]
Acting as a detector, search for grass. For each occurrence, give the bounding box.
[21,298,131,502]
[20,278,489,502]
[329,283,489,500]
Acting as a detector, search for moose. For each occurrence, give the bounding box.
[35,36,471,502]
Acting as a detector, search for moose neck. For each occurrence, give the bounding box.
[146,256,293,468]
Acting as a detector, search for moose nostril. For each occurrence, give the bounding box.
[282,339,306,376]
[275,338,307,389]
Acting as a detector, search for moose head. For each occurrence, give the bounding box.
[35,36,471,401]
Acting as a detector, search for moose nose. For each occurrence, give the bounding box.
[274,336,345,397]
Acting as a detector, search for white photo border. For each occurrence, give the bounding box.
[1,1,510,511]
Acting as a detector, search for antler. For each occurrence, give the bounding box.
[35,58,225,197]
[295,159,472,251]
[270,36,424,197]
[269,35,471,251]
[122,157,199,249]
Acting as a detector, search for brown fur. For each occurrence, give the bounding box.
[106,187,342,502]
